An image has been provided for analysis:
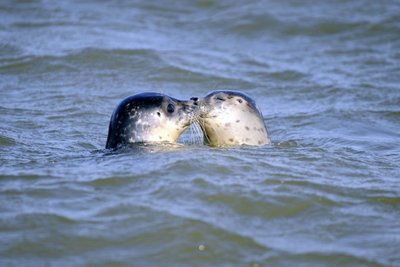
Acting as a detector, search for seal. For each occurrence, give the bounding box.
[106,92,199,149]
[193,90,271,147]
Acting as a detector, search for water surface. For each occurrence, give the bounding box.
[1,0,400,266]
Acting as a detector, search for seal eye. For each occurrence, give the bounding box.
[167,104,175,113]
[216,97,225,101]
[237,99,243,103]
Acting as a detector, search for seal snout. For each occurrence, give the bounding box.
[187,97,203,116]
[177,98,201,124]
[190,96,211,117]
[190,97,199,110]
[182,98,199,112]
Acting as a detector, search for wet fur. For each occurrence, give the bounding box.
[197,90,271,147]
[106,92,198,149]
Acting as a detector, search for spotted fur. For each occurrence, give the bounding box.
[106,92,199,149]
[195,90,271,147]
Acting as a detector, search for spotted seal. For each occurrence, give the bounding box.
[106,92,199,149]
[193,90,271,147]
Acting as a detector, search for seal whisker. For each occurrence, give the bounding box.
[188,119,196,145]
[188,117,203,144]
[197,118,211,144]
[192,119,204,144]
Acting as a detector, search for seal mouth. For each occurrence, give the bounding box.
[190,97,213,119]
[199,106,216,119]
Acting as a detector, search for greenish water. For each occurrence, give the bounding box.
[1,0,399,266]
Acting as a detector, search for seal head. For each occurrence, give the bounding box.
[195,90,271,147]
[106,92,199,149]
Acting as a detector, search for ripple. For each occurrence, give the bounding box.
[1,212,75,231]
[0,135,16,146]
[84,175,142,187]
[268,70,307,81]
[0,43,23,59]
[268,251,386,267]
[203,192,325,219]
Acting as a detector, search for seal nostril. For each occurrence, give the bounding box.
[190,97,198,102]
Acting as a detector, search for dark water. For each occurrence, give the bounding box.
[1,0,400,266]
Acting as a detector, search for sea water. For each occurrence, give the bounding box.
[1,1,399,266]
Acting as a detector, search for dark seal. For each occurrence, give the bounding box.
[106,92,199,149]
